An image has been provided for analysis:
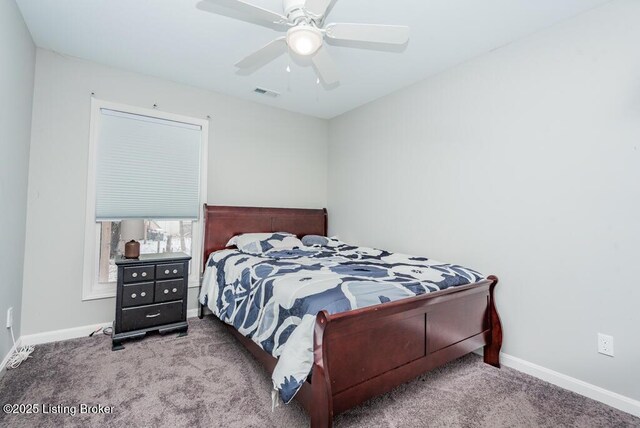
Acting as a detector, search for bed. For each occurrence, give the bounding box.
[198,205,502,427]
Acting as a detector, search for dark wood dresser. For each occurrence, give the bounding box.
[112,252,191,350]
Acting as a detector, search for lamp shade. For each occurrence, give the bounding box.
[121,219,145,242]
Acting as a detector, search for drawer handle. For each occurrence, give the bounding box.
[172,269,178,274]
[141,292,146,297]
[164,269,170,274]
[131,293,137,298]
[142,272,147,277]
[172,288,177,293]
[146,313,161,318]
[132,273,138,278]
[164,289,169,294]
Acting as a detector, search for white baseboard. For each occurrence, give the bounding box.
[476,350,640,418]
[0,336,23,377]
[21,309,203,347]
[21,322,113,346]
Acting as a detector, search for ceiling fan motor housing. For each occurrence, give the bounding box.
[283,0,309,22]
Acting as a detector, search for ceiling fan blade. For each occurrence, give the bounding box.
[197,0,288,27]
[325,23,409,44]
[235,37,288,69]
[311,46,339,85]
[304,0,333,18]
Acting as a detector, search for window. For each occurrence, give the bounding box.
[98,220,193,283]
[83,99,208,300]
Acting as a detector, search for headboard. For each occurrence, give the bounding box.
[201,205,328,270]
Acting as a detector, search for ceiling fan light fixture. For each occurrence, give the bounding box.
[287,26,323,56]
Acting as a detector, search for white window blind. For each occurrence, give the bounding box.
[95,108,202,220]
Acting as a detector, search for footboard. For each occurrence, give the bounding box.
[309,276,501,427]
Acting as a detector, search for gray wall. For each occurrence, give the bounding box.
[0,0,35,362]
[328,0,640,401]
[20,49,328,335]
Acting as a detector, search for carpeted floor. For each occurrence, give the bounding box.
[0,317,638,428]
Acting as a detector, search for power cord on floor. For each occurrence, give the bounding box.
[88,326,113,337]
[7,325,34,369]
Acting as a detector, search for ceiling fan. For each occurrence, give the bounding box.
[196,0,410,85]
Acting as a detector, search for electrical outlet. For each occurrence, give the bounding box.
[598,333,614,357]
[6,307,13,329]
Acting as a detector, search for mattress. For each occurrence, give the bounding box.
[199,238,484,404]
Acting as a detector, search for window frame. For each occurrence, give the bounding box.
[82,99,209,301]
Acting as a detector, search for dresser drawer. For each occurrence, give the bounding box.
[156,262,185,280]
[155,279,185,303]
[120,301,183,332]
[123,265,155,283]
[122,282,154,307]
[122,282,154,308]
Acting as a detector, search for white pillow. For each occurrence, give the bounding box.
[226,232,303,254]
[226,233,273,248]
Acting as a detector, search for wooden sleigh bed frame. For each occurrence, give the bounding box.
[198,205,502,427]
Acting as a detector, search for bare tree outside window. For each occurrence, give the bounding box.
[98,220,192,283]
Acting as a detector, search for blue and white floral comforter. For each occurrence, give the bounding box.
[199,238,484,404]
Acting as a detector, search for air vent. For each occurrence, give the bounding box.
[253,87,280,98]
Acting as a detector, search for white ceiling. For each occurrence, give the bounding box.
[17,0,610,118]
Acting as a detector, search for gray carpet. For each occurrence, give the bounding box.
[0,317,637,428]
